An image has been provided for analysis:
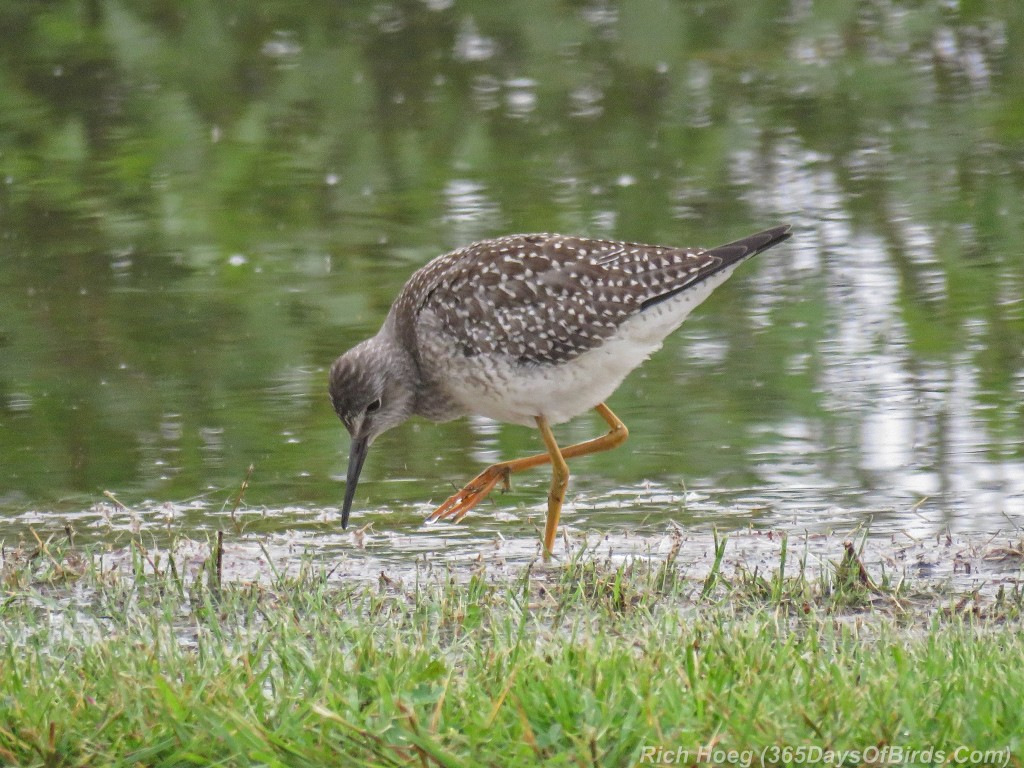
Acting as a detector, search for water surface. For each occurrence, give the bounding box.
[1,1,1022,567]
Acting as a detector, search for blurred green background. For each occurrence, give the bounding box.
[1,0,1022,546]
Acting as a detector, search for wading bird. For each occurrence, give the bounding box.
[330,225,792,557]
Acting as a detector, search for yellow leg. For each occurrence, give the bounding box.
[536,414,568,560]
[425,403,629,535]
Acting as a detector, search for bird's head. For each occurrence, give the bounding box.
[329,336,417,528]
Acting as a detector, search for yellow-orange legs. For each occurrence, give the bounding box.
[426,402,628,559]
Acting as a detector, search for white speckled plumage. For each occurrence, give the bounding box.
[414,250,749,427]
[329,225,792,528]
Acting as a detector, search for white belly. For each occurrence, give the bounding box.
[446,332,658,426]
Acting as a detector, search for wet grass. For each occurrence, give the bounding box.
[1,532,1023,767]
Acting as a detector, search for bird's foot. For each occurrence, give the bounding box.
[426,464,512,523]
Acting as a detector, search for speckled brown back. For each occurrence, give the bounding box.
[391,226,791,366]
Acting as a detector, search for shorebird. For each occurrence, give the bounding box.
[329,225,791,557]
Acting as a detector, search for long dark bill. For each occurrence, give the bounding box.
[342,435,369,529]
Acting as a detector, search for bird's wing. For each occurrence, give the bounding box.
[404,228,789,366]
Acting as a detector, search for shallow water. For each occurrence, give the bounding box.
[1,1,1022,568]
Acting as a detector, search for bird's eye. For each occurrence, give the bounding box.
[366,398,382,414]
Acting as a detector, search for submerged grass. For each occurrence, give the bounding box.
[1,532,1023,767]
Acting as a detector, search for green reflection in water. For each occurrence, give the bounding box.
[0,1,1021,544]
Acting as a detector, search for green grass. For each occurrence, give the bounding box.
[1,533,1023,767]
